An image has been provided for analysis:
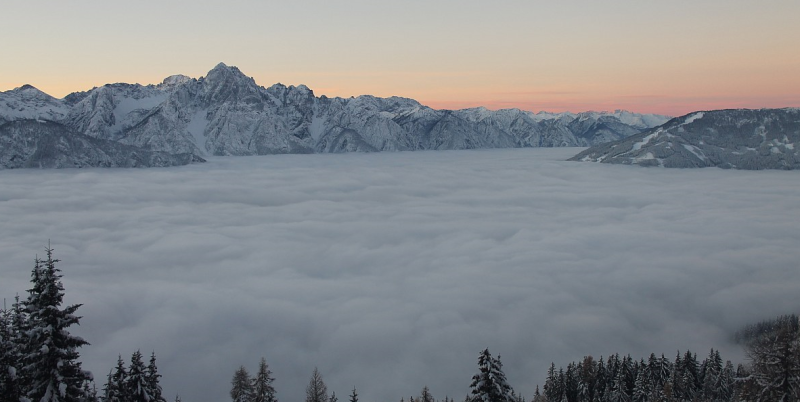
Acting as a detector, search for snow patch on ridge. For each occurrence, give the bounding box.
[187,110,208,155]
[683,112,704,125]
[631,129,662,151]
[309,113,325,142]
[682,144,708,162]
[111,94,167,133]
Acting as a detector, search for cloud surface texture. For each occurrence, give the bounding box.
[1,148,799,402]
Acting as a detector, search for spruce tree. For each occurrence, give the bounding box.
[252,357,277,402]
[0,306,14,402]
[22,247,92,402]
[531,386,546,402]
[6,295,28,402]
[420,386,434,402]
[468,349,513,402]
[127,351,150,402]
[701,349,722,400]
[147,352,166,402]
[103,356,127,402]
[543,363,559,402]
[349,387,358,402]
[738,314,800,402]
[231,366,253,402]
[680,350,699,400]
[305,368,328,402]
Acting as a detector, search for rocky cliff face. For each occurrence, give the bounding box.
[569,109,800,170]
[0,120,200,169]
[0,63,670,168]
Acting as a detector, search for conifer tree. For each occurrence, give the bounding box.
[738,314,800,402]
[468,349,513,402]
[631,368,648,402]
[231,366,253,402]
[22,247,92,402]
[127,351,150,402]
[103,356,127,402]
[6,295,28,402]
[701,349,722,400]
[608,366,630,402]
[420,386,434,402]
[349,387,358,402]
[594,357,607,402]
[564,363,579,402]
[531,386,546,402]
[147,352,166,402]
[680,350,699,400]
[252,357,277,402]
[305,367,328,402]
[714,361,735,402]
[329,392,338,402]
[543,363,559,402]
[0,306,15,402]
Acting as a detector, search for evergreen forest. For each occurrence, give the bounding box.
[1,248,798,402]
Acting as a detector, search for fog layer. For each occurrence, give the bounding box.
[1,148,798,402]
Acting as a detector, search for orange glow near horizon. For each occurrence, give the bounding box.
[1,1,798,118]
[3,64,799,117]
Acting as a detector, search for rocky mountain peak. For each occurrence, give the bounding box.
[159,74,193,89]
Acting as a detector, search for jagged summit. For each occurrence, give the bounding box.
[160,74,192,88]
[204,62,248,81]
[0,63,674,168]
[212,61,230,70]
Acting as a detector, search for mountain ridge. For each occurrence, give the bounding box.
[0,63,673,168]
[569,108,800,170]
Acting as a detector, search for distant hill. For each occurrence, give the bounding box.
[569,108,800,170]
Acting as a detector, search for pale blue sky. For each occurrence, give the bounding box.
[2,0,798,115]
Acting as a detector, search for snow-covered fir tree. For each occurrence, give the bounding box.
[737,314,800,402]
[252,357,277,402]
[127,351,150,402]
[0,305,16,402]
[230,366,253,402]
[468,349,513,402]
[22,247,92,402]
[147,352,166,402]
[103,356,127,402]
[349,387,358,402]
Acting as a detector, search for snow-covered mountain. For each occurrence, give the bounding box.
[570,108,800,169]
[0,63,670,168]
[0,119,200,169]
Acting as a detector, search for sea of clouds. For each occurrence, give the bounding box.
[1,148,799,402]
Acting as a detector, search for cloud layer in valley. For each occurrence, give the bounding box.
[1,148,799,402]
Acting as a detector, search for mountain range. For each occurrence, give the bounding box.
[0,63,670,169]
[570,108,800,170]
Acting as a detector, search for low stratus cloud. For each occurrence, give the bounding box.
[1,148,799,402]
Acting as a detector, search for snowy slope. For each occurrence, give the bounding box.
[570,109,800,170]
[0,120,202,169]
[0,85,68,123]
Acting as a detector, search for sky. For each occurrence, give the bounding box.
[1,1,799,116]
[1,148,800,402]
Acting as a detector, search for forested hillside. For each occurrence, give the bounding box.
[2,249,798,402]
